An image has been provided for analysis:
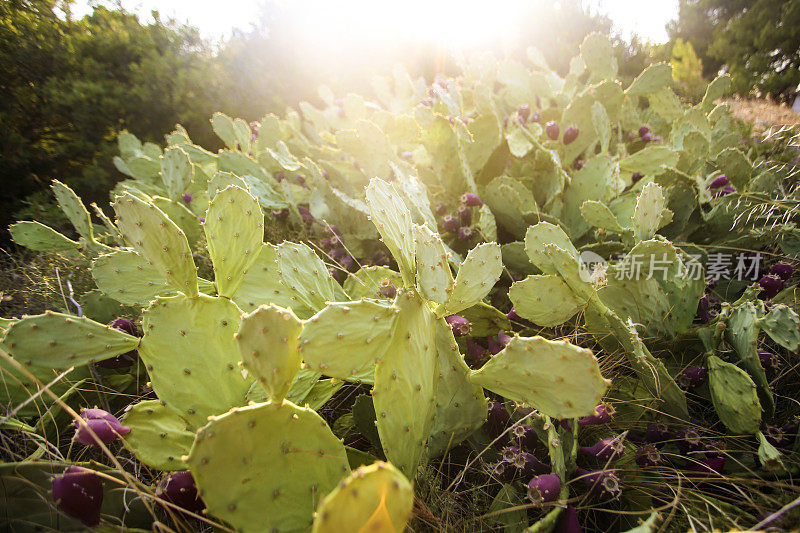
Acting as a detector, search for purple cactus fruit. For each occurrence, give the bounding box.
[460,192,483,207]
[74,408,130,445]
[487,331,512,355]
[563,125,579,145]
[677,366,708,389]
[527,473,561,505]
[297,205,315,226]
[378,278,396,299]
[555,505,581,533]
[706,175,730,189]
[510,423,539,451]
[330,248,348,261]
[442,214,460,233]
[687,456,725,477]
[52,466,104,526]
[517,104,531,123]
[98,319,140,368]
[324,224,341,237]
[676,427,703,455]
[371,251,390,266]
[703,440,726,459]
[645,422,670,444]
[435,202,448,215]
[111,318,137,337]
[530,112,542,123]
[445,315,471,337]
[764,425,790,449]
[771,263,794,280]
[483,400,510,438]
[638,126,650,138]
[156,471,205,514]
[631,172,644,184]
[711,185,735,198]
[328,267,344,283]
[576,468,621,498]
[759,274,784,299]
[641,132,653,143]
[340,255,355,271]
[635,445,664,467]
[545,121,560,140]
[401,151,414,160]
[506,307,522,322]
[457,226,474,241]
[457,205,472,226]
[578,403,615,426]
[759,350,780,372]
[320,237,334,251]
[294,175,307,188]
[181,192,193,204]
[465,338,488,367]
[276,172,286,182]
[579,437,625,462]
[696,294,713,323]
[271,209,289,221]
[573,159,585,171]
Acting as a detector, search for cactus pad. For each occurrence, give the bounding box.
[204,185,264,297]
[92,250,177,305]
[443,243,502,316]
[234,244,308,315]
[759,304,800,352]
[343,266,404,300]
[121,400,194,471]
[524,223,579,275]
[312,461,413,533]
[236,304,303,402]
[470,335,608,419]
[9,221,80,252]
[1,311,139,369]
[187,401,350,533]
[52,180,94,242]
[509,275,585,327]
[707,356,761,435]
[276,242,347,311]
[365,178,416,284]
[632,182,672,241]
[413,224,453,306]
[160,146,193,200]
[114,193,198,297]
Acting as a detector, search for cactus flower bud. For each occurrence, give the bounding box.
[460,192,483,207]
[517,104,531,123]
[527,474,561,505]
[297,205,314,226]
[545,121,560,140]
[677,366,708,389]
[156,471,205,514]
[484,400,510,437]
[635,445,664,467]
[181,192,193,204]
[74,408,130,445]
[759,274,784,299]
[578,403,615,426]
[706,175,730,189]
[563,125,579,145]
[631,172,643,184]
[676,427,703,454]
[638,126,650,138]
[442,214,460,233]
[457,226,474,241]
[771,263,794,280]
[52,466,104,526]
[575,468,621,498]
[579,437,625,461]
[457,204,472,225]
[487,331,512,355]
[645,422,670,444]
[445,315,471,337]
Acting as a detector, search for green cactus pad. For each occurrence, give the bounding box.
[276,242,348,311]
[150,197,204,245]
[210,112,238,150]
[726,302,775,415]
[756,431,784,471]
[413,224,453,306]
[284,368,325,405]
[312,461,413,533]
[707,355,761,435]
[301,378,345,411]
[9,221,81,252]
[139,294,250,427]
[236,304,303,402]
[470,335,608,419]
[209,171,249,199]
[299,300,398,383]
[509,275,585,327]
[187,401,350,533]
[619,146,679,177]
[373,290,438,476]
[428,319,487,457]
[121,400,194,471]
[365,178,416,284]
[580,201,628,234]
[343,266,404,300]
[0,311,139,369]
[458,302,511,337]
[759,304,800,352]
[443,243,503,316]
[160,146,193,200]
[52,180,94,242]
[235,244,309,315]
[524,223,580,275]
[204,185,264,297]
[626,62,673,97]
[632,182,672,241]
[114,193,199,297]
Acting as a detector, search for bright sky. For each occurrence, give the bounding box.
[72,0,678,43]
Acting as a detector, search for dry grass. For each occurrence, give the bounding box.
[723,97,800,130]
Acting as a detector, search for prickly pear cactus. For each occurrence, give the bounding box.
[138,294,250,427]
[276,242,348,311]
[441,242,503,317]
[121,400,194,471]
[365,178,416,285]
[0,311,139,368]
[312,461,413,533]
[236,304,303,402]
[758,304,800,352]
[187,401,350,533]
[707,356,761,435]
[725,302,775,415]
[470,335,608,419]
[413,223,453,306]
[8,221,81,252]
